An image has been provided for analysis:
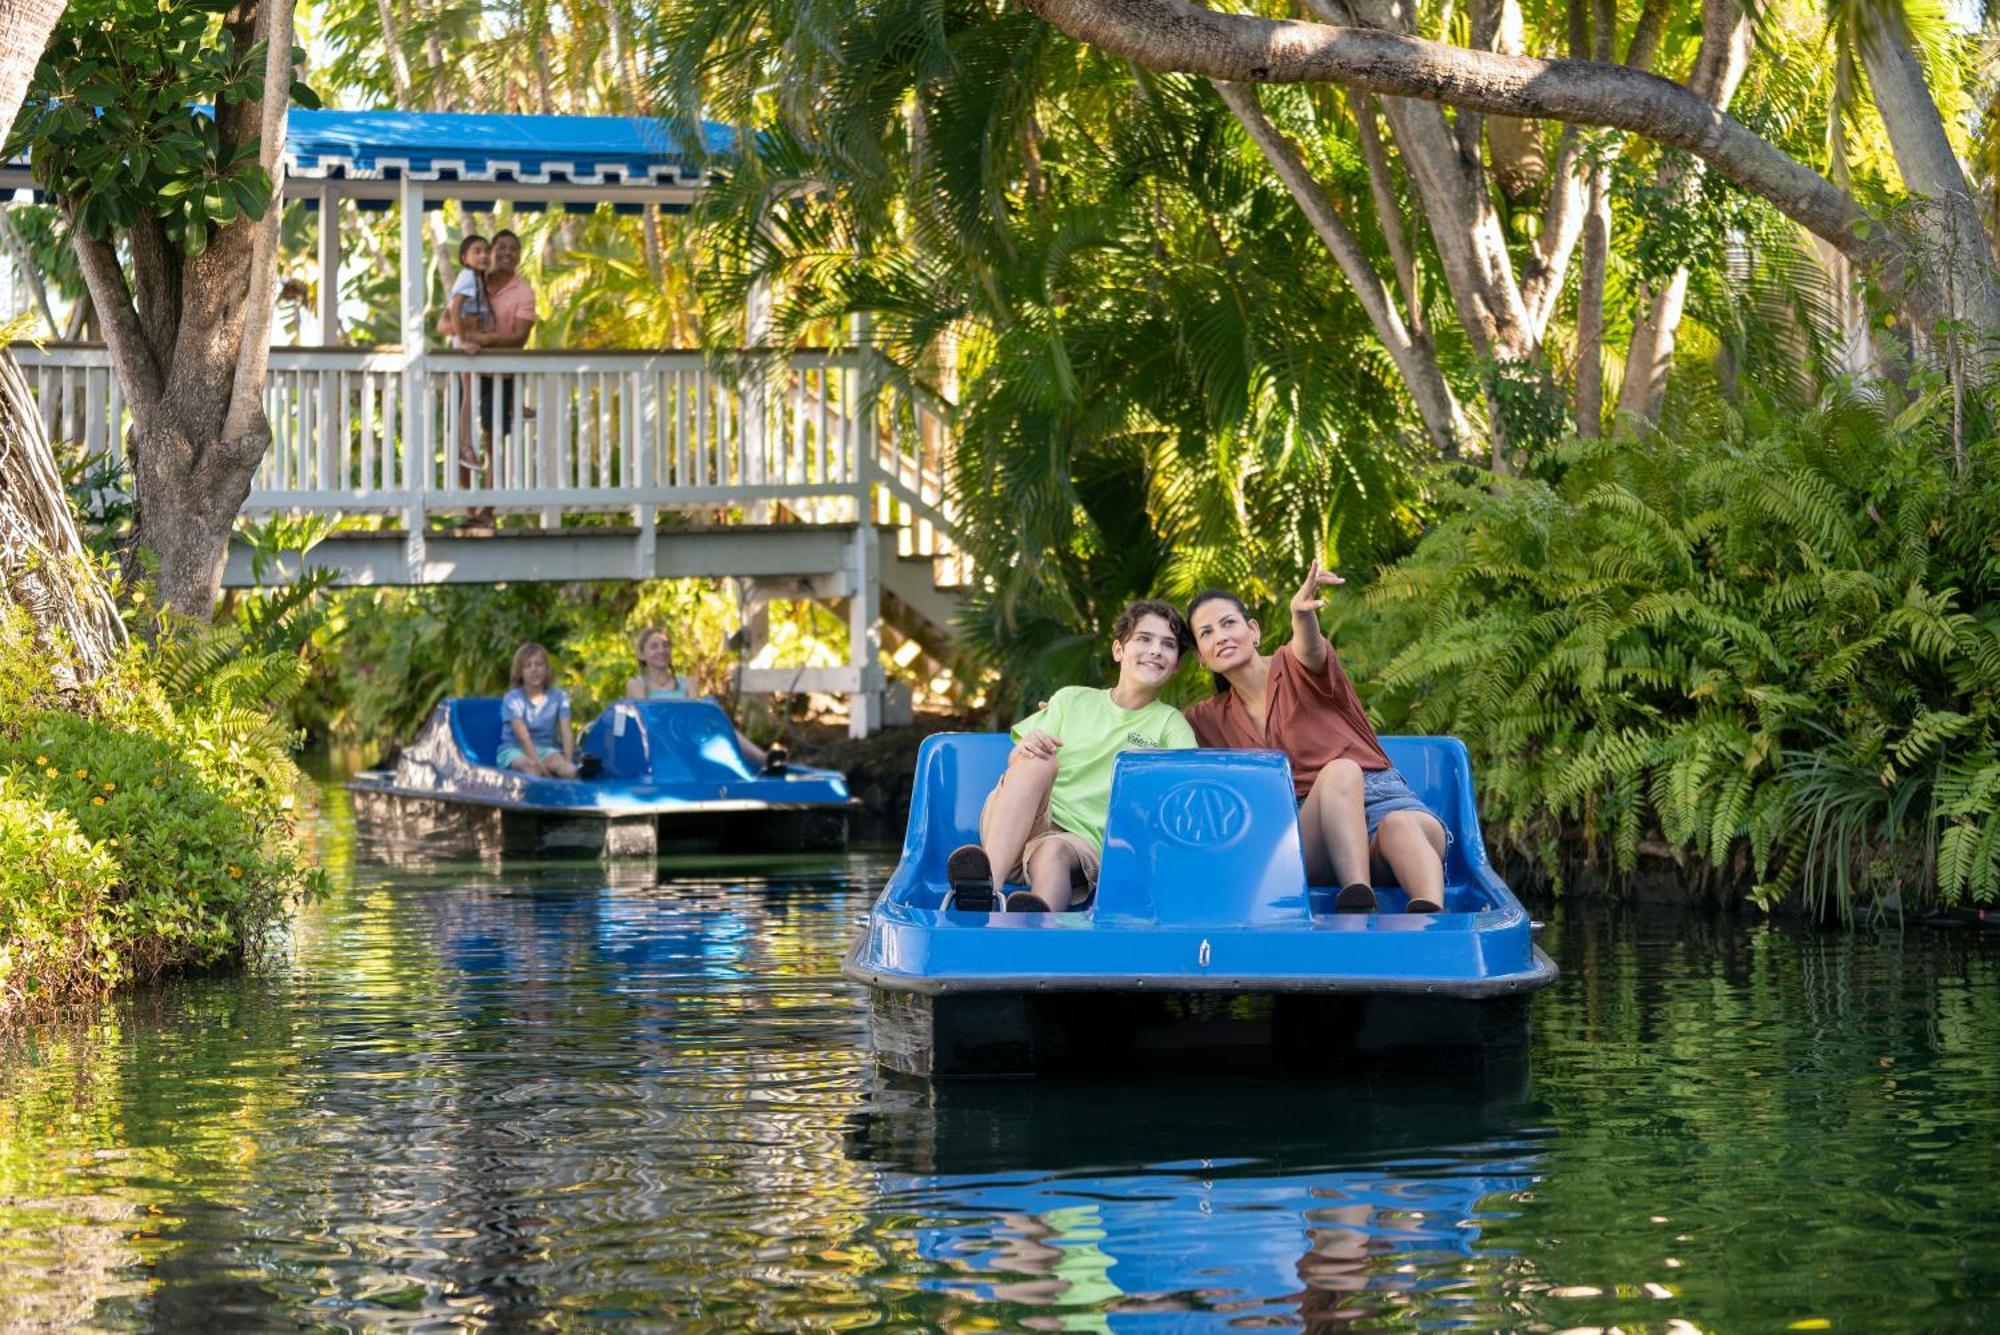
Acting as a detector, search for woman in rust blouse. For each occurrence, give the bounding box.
[1182,563,1447,914]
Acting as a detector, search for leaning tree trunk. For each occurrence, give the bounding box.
[1615,0,1752,429]
[1858,18,2000,366]
[0,0,125,681]
[65,0,296,616]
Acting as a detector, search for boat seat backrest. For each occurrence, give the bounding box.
[581,699,757,784]
[1094,750,1310,927]
[906,733,1013,884]
[1378,736,1483,885]
[449,698,505,768]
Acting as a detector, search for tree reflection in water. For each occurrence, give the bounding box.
[0,842,1996,1330]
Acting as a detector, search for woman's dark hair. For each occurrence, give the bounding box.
[457,233,488,264]
[1111,599,1192,654]
[1186,589,1253,693]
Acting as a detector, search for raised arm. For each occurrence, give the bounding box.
[1288,558,1345,674]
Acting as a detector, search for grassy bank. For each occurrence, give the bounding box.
[0,607,322,1022]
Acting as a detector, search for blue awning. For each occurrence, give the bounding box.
[285,108,736,186]
[1,107,738,204]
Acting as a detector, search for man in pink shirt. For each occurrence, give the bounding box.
[460,229,537,446]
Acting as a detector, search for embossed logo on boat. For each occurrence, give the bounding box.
[669,712,722,745]
[1155,781,1250,847]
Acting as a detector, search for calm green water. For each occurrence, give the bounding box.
[2,803,1997,1331]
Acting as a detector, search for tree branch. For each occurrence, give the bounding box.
[223,0,296,451]
[1213,79,1468,454]
[68,225,163,421]
[1346,88,1423,339]
[1018,0,1938,328]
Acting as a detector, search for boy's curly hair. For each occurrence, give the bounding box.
[1112,599,1192,654]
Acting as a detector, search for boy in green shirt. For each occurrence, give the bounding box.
[949,599,1198,913]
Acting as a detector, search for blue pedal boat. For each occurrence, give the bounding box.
[843,734,1557,1076]
[349,697,854,861]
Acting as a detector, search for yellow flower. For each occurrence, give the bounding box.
[130,590,145,605]
[102,782,116,793]
[227,865,243,879]
[152,777,164,787]
[34,755,46,766]
[91,796,105,806]
[74,769,88,780]
[45,768,58,780]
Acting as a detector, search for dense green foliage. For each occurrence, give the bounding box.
[7,0,317,252]
[1348,384,2000,915]
[295,579,841,765]
[0,607,324,1020]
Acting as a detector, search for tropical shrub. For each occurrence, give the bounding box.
[0,604,324,1021]
[0,775,120,1011]
[1353,383,2000,917]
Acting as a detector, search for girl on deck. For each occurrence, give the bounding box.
[1183,565,1447,914]
[499,642,578,778]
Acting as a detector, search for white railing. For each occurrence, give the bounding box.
[15,344,959,564]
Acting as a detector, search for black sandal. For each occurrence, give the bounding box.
[1335,882,1378,914]
[946,844,996,912]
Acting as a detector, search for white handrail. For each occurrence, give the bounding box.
[12,343,960,573]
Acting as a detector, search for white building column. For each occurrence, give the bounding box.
[400,176,428,580]
[846,523,883,738]
[317,183,340,345]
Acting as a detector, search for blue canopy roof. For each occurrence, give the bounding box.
[285,108,736,186]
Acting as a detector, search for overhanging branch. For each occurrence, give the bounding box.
[1018,0,1938,325]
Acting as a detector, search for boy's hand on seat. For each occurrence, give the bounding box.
[1013,730,1063,762]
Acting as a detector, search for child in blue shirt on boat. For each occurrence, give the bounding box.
[499,642,579,777]
[948,599,1198,913]
[624,625,776,771]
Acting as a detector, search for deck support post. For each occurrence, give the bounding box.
[847,522,883,739]
[318,184,341,345]
[634,362,658,578]
[399,176,428,580]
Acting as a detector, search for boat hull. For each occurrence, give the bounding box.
[862,977,1544,1077]
[351,783,851,864]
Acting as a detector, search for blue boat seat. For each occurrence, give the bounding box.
[1094,751,1310,926]
[580,699,759,784]
[902,734,1012,895]
[449,698,505,768]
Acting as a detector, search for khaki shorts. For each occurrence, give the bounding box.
[978,768,1102,888]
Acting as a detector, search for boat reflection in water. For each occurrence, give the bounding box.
[847,1062,1543,1329]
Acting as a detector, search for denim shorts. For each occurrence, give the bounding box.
[1362,766,1449,849]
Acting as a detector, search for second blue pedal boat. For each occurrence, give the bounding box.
[349,697,853,861]
[843,734,1557,1075]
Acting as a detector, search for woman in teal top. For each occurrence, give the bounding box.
[626,626,695,701]
[624,625,772,768]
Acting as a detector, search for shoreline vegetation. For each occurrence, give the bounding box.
[0,605,324,1027]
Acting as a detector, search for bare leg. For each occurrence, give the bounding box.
[980,753,1057,900]
[1297,759,1370,887]
[507,753,545,776]
[1022,838,1086,912]
[1371,810,1448,909]
[542,754,579,779]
